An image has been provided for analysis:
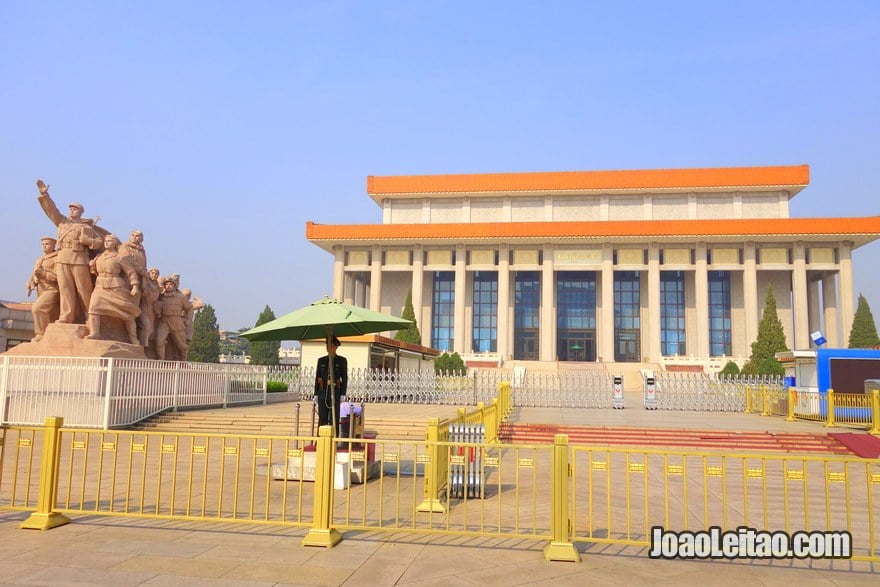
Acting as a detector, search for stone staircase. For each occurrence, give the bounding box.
[498,423,854,455]
[131,409,428,440]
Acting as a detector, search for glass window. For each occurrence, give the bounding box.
[708,271,731,356]
[556,271,597,361]
[514,271,540,359]
[660,271,686,356]
[431,271,455,351]
[472,271,498,352]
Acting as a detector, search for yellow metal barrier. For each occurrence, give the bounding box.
[570,446,880,561]
[3,417,880,562]
[0,422,317,528]
[826,389,837,428]
[872,390,880,436]
[19,417,70,530]
[830,392,874,430]
[0,425,41,512]
[302,425,341,547]
[543,434,580,562]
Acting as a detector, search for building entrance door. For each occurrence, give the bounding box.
[514,329,538,360]
[559,330,596,362]
[615,330,640,362]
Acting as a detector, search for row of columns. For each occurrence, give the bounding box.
[332,241,855,361]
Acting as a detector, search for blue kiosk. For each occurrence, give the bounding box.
[778,347,880,420]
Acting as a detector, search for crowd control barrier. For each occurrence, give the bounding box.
[448,423,485,499]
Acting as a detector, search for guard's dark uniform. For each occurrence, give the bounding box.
[314,353,348,435]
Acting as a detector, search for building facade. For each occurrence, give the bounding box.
[306,165,880,369]
[0,301,34,352]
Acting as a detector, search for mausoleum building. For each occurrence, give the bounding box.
[306,165,880,370]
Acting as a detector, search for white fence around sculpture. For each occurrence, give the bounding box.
[652,372,783,411]
[0,356,268,428]
[266,366,614,408]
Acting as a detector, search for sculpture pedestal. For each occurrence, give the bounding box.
[2,323,146,359]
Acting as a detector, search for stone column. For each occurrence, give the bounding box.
[454,244,466,353]
[743,242,758,351]
[839,241,855,341]
[369,245,382,311]
[412,245,425,346]
[695,242,709,359]
[332,246,345,301]
[600,244,615,363]
[343,273,355,305]
[647,243,660,363]
[823,272,839,347]
[792,242,809,349]
[808,275,822,343]
[497,244,510,361]
[541,243,555,362]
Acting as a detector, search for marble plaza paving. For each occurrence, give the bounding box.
[1,404,878,585]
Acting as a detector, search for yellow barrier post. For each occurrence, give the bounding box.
[485,398,499,443]
[20,417,70,530]
[302,425,342,547]
[824,389,837,428]
[786,387,797,422]
[543,434,580,562]
[499,382,511,417]
[761,385,771,416]
[745,385,752,413]
[418,418,446,513]
[870,389,880,436]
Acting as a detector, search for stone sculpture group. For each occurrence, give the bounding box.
[23,179,204,360]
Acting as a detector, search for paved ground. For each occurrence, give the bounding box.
[1,404,878,585]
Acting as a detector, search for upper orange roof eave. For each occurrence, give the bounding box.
[306,216,880,241]
[366,165,810,195]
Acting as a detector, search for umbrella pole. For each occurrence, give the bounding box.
[327,328,337,441]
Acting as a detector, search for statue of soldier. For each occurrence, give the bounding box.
[26,236,60,341]
[36,179,104,324]
[154,274,193,361]
[120,230,156,347]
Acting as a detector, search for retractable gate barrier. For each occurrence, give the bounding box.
[448,423,485,499]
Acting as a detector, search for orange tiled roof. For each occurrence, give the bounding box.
[367,165,809,195]
[307,216,880,242]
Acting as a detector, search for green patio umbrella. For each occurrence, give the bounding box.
[239,296,412,342]
[240,296,412,436]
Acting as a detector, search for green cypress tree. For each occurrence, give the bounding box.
[394,289,422,345]
[434,351,466,374]
[247,305,280,366]
[188,304,221,363]
[741,285,789,376]
[719,360,740,376]
[848,293,880,348]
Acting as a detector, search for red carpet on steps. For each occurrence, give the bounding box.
[829,433,880,458]
[498,424,856,455]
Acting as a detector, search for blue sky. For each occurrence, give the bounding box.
[2,1,879,331]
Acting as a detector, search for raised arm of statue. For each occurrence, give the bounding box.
[36,179,65,227]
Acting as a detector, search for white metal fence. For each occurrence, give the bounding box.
[266,366,615,408]
[0,356,268,428]
[653,372,783,411]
